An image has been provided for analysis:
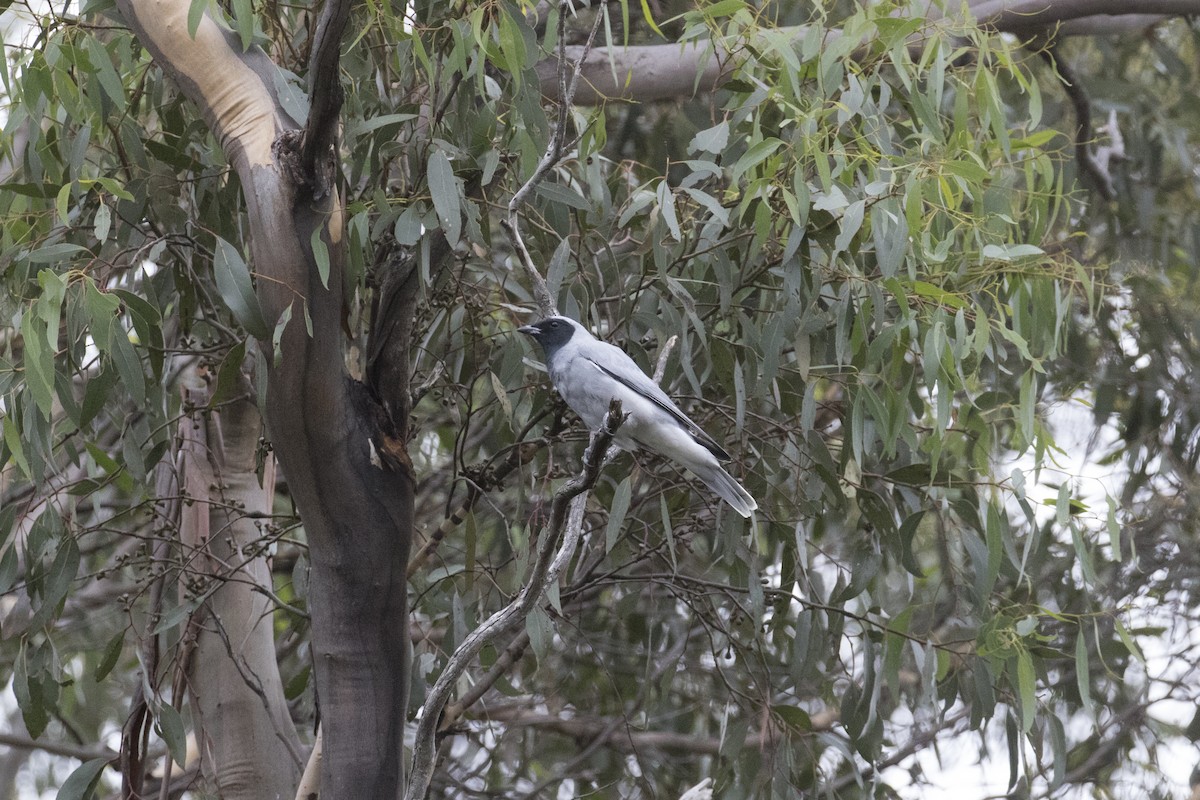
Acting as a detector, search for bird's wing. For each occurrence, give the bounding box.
[581,348,731,462]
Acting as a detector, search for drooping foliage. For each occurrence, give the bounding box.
[0,0,1197,797]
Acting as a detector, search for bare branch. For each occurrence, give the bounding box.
[653,335,679,384]
[0,731,116,764]
[475,705,839,755]
[1038,43,1117,200]
[405,400,626,800]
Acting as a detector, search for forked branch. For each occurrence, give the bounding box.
[404,400,626,800]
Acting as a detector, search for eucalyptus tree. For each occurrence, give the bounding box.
[2,1,1200,798]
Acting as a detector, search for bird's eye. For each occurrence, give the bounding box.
[550,321,559,328]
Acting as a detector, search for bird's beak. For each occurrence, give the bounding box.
[518,325,538,336]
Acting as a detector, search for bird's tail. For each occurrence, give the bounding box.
[694,463,757,518]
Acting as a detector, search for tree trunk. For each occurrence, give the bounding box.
[115,0,415,795]
[180,384,303,799]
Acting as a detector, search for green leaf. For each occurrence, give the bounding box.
[84,37,126,109]
[772,704,812,731]
[93,201,112,242]
[27,534,81,632]
[545,237,571,303]
[604,477,632,553]
[730,138,783,183]
[1113,618,1145,663]
[93,632,124,683]
[910,280,966,310]
[656,180,680,240]
[349,113,418,138]
[689,121,729,154]
[4,414,32,479]
[284,665,311,701]
[311,226,330,289]
[1074,629,1093,717]
[1016,649,1036,732]
[497,8,527,86]
[56,758,109,800]
[427,150,461,246]
[638,0,664,37]
[14,647,49,738]
[1106,495,1121,561]
[489,371,512,425]
[271,302,294,368]
[56,182,71,225]
[151,588,213,635]
[535,182,591,211]
[212,236,269,339]
[27,243,87,263]
[982,243,1044,262]
[157,704,188,768]
[109,325,146,403]
[525,606,552,662]
[210,340,248,408]
[232,0,254,51]
[272,69,309,125]
[186,0,206,37]
[21,313,55,421]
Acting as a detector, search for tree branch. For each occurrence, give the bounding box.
[537,3,1200,106]
[965,0,1200,33]
[504,0,603,318]
[0,732,116,764]
[300,0,351,197]
[1038,42,1117,200]
[474,705,839,756]
[405,400,627,800]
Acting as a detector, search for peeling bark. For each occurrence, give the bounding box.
[180,384,302,800]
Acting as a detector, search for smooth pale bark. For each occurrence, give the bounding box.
[538,2,1200,105]
[115,0,414,796]
[181,387,302,800]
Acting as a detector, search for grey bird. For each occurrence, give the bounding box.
[519,316,757,518]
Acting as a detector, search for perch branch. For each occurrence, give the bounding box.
[404,400,626,800]
[437,334,676,723]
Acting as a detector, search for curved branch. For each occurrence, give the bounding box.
[404,400,627,800]
[116,0,289,171]
[301,0,352,197]
[1038,43,1117,200]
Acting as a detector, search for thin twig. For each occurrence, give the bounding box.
[405,400,626,800]
[653,335,679,384]
[0,731,116,763]
[503,0,604,317]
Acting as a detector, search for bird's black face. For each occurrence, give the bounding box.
[518,317,577,355]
